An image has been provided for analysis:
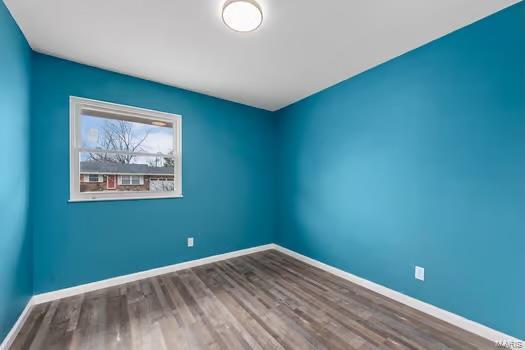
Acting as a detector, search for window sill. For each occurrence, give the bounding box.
[69,194,183,203]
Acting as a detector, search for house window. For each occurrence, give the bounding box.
[88,174,99,182]
[83,174,102,182]
[119,175,143,185]
[70,97,182,202]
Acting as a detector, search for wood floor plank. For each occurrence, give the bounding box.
[230,256,374,349]
[265,250,488,348]
[28,301,59,350]
[10,250,496,349]
[10,304,49,350]
[267,251,491,349]
[220,258,355,350]
[193,266,285,350]
[213,261,321,349]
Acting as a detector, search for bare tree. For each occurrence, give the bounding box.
[147,153,164,167]
[147,150,174,168]
[89,120,151,164]
[163,150,175,167]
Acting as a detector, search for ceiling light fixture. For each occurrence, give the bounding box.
[222,0,263,33]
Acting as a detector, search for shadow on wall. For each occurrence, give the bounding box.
[0,215,32,341]
[0,0,33,342]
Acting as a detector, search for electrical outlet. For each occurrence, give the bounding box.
[415,266,424,281]
[187,237,194,247]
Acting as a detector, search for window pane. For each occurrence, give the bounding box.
[79,152,175,193]
[88,174,98,182]
[80,113,174,155]
[131,176,140,185]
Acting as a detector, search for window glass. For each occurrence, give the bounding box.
[81,113,173,155]
[71,97,181,201]
[131,176,141,185]
[79,152,174,193]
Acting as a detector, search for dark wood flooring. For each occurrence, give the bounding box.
[10,250,495,349]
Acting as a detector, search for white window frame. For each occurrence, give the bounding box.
[70,97,182,202]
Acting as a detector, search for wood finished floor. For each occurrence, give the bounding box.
[11,250,495,350]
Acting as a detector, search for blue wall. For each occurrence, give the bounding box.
[31,54,277,293]
[276,3,524,339]
[0,2,33,342]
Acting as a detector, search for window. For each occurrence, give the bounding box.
[83,174,102,182]
[70,97,182,201]
[119,175,143,186]
[88,174,100,182]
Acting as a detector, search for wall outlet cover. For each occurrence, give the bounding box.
[415,266,425,281]
[187,237,194,247]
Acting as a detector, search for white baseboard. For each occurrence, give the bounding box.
[0,297,34,350]
[33,244,277,305]
[273,244,523,344]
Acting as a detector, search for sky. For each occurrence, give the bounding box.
[81,114,173,154]
[80,113,175,167]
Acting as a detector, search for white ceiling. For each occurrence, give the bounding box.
[5,0,520,111]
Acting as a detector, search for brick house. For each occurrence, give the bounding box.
[80,161,175,192]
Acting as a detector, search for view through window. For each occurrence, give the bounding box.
[70,97,182,201]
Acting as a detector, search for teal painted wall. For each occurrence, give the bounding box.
[276,3,525,339]
[0,2,33,341]
[30,54,277,294]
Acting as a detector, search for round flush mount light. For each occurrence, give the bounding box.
[222,0,263,32]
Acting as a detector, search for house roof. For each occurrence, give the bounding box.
[80,161,173,175]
